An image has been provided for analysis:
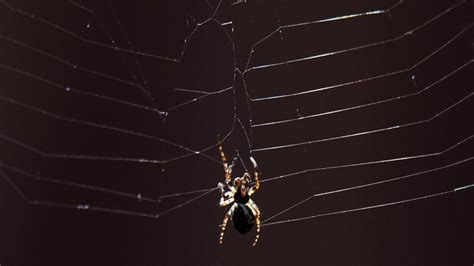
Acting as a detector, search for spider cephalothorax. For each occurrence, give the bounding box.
[217,144,261,246]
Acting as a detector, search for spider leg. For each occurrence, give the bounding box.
[219,203,236,244]
[247,199,260,216]
[219,192,234,207]
[248,157,260,196]
[218,141,232,184]
[246,199,261,246]
[252,214,261,247]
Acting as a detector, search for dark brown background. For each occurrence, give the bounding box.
[0,0,472,265]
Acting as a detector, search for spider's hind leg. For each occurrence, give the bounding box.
[247,199,261,246]
[252,214,261,246]
[219,204,236,244]
[219,214,230,244]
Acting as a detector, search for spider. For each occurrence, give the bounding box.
[217,143,261,246]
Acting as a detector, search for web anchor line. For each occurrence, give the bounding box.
[2,0,465,105]
[260,134,473,184]
[0,0,238,113]
[250,19,473,102]
[0,167,217,219]
[242,0,407,72]
[0,112,239,166]
[0,63,166,115]
[0,0,231,65]
[262,157,473,224]
[252,92,473,152]
[65,0,158,111]
[155,134,473,199]
[0,26,231,114]
[0,34,164,112]
[244,0,466,74]
[0,162,161,205]
[2,156,470,221]
[0,0,412,69]
[252,58,472,128]
[0,96,222,164]
[0,0,244,167]
[261,184,474,227]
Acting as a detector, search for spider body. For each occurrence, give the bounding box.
[232,203,255,234]
[217,144,262,246]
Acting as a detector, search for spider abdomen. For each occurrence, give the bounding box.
[232,203,255,234]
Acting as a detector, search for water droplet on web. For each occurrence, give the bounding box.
[159,111,168,122]
[296,108,302,117]
[410,74,418,89]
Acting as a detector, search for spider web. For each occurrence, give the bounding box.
[0,0,472,264]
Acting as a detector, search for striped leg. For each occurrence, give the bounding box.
[247,199,260,216]
[218,142,232,184]
[252,214,261,246]
[247,199,261,246]
[249,157,260,195]
[219,204,235,244]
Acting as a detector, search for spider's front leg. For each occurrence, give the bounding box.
[250,157,260,189]
[219,191,234,207]
[248,157,261,196]
[219,203,236,244]
[218,141,232,184]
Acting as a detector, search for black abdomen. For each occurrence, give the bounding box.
[232,203,255,234]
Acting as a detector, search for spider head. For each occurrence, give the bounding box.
[234,173,251,196]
